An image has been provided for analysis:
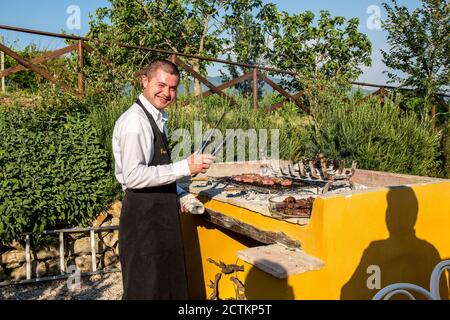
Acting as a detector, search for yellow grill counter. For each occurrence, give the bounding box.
[179,160,450,300]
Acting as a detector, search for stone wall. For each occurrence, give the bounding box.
[0,201,122,283]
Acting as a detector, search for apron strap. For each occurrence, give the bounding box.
[135,97,172,160]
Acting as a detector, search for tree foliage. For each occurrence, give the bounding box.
[87,0,238,95]
[382,0,450,109]
[260,8,372,91]
[86,0,372,96]
[219,1,270,96]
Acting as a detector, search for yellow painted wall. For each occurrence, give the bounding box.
[181,181,450,300]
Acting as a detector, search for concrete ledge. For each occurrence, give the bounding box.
[237,243,324,279]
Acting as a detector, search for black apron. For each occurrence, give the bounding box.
[119,98,188,300]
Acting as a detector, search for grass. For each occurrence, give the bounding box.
[0,89,41,110]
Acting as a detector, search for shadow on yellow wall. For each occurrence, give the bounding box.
[341,186,448,300]
[244,261,295,299]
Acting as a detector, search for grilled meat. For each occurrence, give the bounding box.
[230,174,293,188]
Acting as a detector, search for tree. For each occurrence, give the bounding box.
[382,0,450,112]
[86,1,372,99]
[260,9,372,91]
[220,1,272,97]
[88,0,230,95]
[87,0,268,96]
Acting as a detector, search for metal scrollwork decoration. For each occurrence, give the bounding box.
[207,258,245,300]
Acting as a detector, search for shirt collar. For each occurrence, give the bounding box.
[138,93,169,123]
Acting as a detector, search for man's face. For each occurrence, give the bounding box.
[142,68,179,110]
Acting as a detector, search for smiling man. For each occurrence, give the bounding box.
[112,60,214,299]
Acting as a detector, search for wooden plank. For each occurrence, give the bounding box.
[77,40,84,96]
[169,54,177,64]
[0,43,78,78]
[237,243,324,279]
[379,87,385,106]
[173,56,238,106]
[0,43,80,97]
[82,42,117,70]
[258,70,298,103]
[267,92,305,112]
[203,207,301,249]
[183,71,253,106]
[253,67,258,109]
[258,70,309,113]
[356,88,383,106]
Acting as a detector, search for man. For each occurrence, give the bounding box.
[112,60,214,299]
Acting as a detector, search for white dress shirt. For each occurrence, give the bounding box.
[112,93,191,192]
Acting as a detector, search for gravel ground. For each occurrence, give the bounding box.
[0,271,123,300]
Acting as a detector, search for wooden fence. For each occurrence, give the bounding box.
[0,24,448,118]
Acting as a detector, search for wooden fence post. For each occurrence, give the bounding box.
[78,40,84,96]
[0,36,5,93]
[432,105,436,129]
[379,87,385,106]
[253,67,258,109]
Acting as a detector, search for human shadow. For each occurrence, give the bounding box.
[341,186,449,300]
[244,260,295,300]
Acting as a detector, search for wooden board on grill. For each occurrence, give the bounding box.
[237,243,324,279]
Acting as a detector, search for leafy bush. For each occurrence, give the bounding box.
[0,107,113,244]
[307,93,441,176]
[88,91,137,167]
[167,93,312,161]
[442,122,450,178]
[89,88,441,178]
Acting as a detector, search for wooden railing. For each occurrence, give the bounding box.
[0,24,448,116]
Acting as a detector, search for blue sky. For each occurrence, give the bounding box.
[0,0,423,85]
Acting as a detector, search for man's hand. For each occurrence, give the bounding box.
[187,154,215,175]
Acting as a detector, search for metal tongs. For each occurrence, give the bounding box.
[192,108,233,177]
[194,107,228,155]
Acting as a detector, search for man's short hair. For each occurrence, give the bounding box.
[143,60,180,80]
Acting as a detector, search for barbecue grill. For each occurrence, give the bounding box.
[207,156,358,195]
[178,158,450,300]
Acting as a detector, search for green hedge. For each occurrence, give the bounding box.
[442,122,450,178]
[308,96,441,176]
[0,107,113,244]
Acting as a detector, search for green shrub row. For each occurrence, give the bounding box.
[308,95,441,176]
[0,86,444,243]
[89,89,443,178]
[442,122,450,178]
[0,107,114,244]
